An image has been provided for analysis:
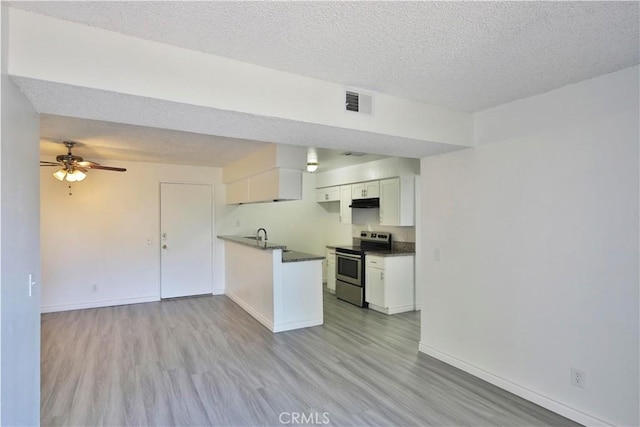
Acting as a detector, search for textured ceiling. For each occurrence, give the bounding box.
[39,114,267,168]
[15,71,467,163]
[9,1,639,112]
[9,1,639,168]
[38,115,388,172]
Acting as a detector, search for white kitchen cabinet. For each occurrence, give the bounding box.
[379,177,415,226]
[223,144,306,204]
[339,185,352,224]
[316,186,340,202]
[226,179,249,205]
[352,181,380,200]
[248,168,302,203]
[365,254,415,314]
[326,248,336,294]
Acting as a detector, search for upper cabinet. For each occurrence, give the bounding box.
[380,177,415,226]
[226,179,249,205]
[352,181,380,200]
[223,144,306,204]
[247,169,302,203]
[339,185,352,224]
[315,186,340,202]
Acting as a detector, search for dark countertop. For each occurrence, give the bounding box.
[218,235,324,263]
[217,235,287,250]
[364,250,415,257]
[282,250,325,263]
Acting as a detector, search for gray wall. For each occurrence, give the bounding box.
[1,3,41,424]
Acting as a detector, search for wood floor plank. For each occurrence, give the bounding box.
[41,291,581,427]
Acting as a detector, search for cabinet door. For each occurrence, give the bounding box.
[316,188,327,202]
[340,185,352,224]
[327,187,340,201]
[365,266,385,307]
[364,181,380,198]
[226,179,249,204]
[351,183,365,200]
[380,178,400,226]
[326,249,336,292]
[316,187,340,202]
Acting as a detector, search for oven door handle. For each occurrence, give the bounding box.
[336,253,362,261]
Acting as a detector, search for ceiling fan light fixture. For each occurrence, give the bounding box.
[65,169,87,182]
[53,169,67,181]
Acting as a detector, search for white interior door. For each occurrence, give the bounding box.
[160,183,213,298]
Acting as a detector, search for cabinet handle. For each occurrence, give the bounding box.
[380,271,384,280]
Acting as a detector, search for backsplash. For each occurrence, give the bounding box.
[351,225,415,243]
[393,241,415,253]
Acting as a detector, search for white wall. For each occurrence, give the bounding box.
[419,66,639,426]
[40,160,220,312]
[0,3,41,423]
[350,210,415,242]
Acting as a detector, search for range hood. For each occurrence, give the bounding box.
[349,198,380,209]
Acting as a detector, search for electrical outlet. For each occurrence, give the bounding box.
[571,368,586,388]
[92,284,98,293]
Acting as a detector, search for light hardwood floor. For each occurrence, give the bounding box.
[41,291,580,426]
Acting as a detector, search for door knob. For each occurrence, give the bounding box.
[162,245,167,249]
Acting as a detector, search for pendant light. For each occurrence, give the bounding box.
[307,147,319,172]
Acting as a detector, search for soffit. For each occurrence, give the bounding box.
[9,1,640,112]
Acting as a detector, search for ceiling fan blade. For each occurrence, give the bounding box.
[76,166,89,173]
[86,165,127,172]
[40,161,61,166]
[77,160,100,167]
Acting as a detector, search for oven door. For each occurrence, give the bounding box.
[336,252,362,286]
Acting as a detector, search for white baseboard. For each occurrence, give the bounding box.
[369,303,414,315]
[418,343,610,427]
[273,317,323,333]
[41,295,159,313]
[225,291,274,332]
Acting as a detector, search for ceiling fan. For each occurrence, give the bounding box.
[40,141,126,182]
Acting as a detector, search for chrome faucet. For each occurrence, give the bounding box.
[256,228,268,242]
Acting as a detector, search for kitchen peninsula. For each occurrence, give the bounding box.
[218,235,324,332]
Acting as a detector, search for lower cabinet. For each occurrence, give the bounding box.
[365,254,414,314]
[326,248,336,294]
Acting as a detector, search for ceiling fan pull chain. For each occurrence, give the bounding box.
[68,184,73,196]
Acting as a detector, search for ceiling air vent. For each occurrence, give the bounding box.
[345,90,372,115]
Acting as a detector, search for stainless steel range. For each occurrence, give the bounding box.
[335,231,392,307]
